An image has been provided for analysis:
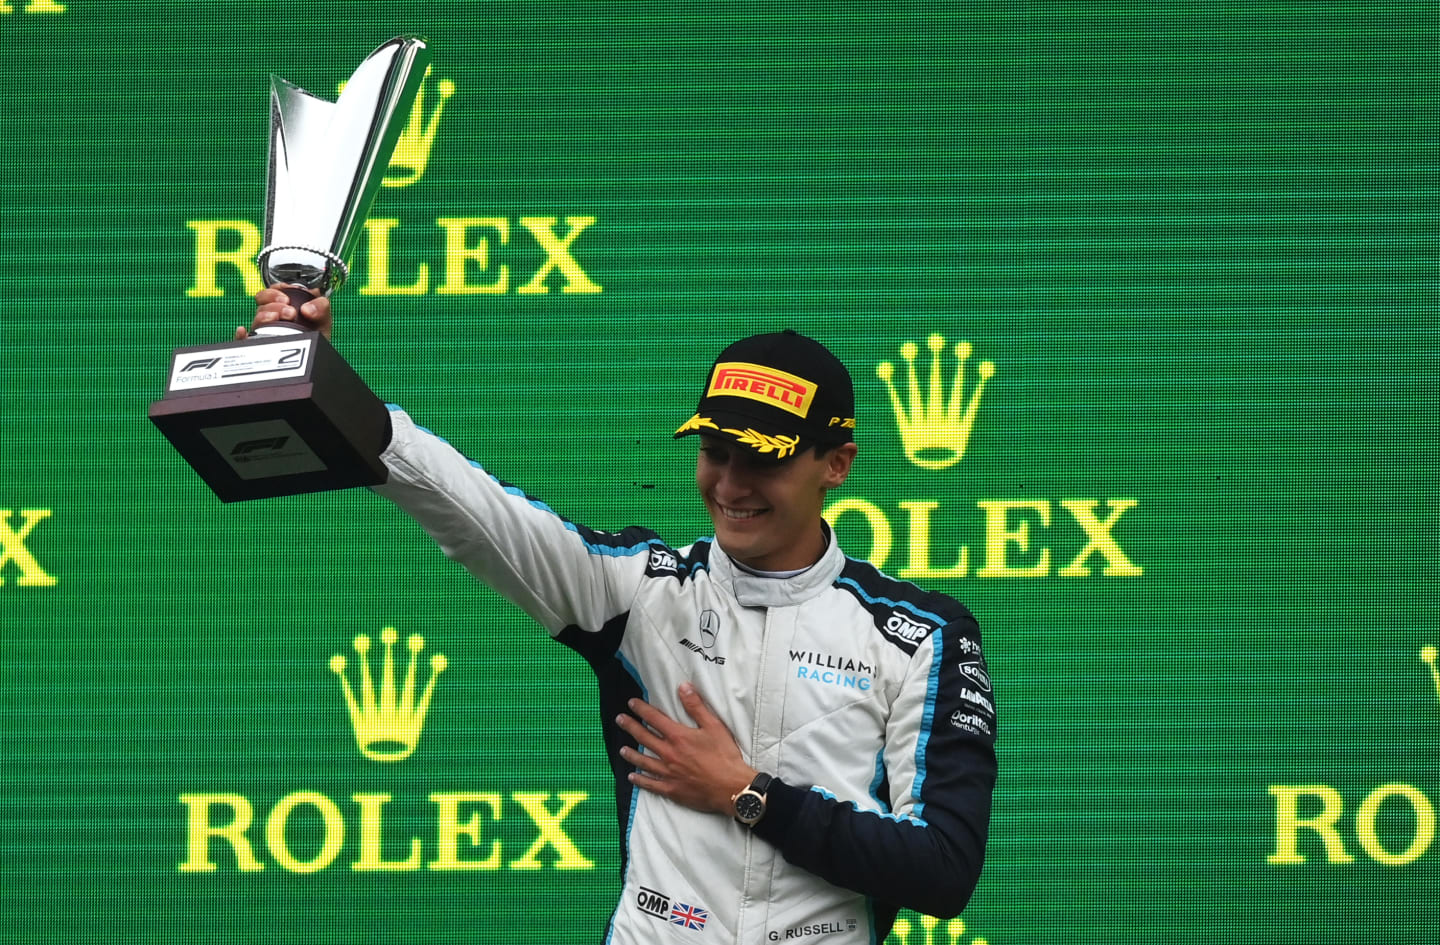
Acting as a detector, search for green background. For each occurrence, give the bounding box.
[3,2,1437,942]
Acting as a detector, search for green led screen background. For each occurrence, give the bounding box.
[3,2,1437,942]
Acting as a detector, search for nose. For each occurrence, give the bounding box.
[711,454,755,500]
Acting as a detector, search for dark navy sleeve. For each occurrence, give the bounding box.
[753,614,996,918]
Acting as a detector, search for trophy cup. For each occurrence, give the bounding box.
[149,37,430,502]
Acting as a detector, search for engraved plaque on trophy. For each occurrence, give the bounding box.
[149,37,429,502]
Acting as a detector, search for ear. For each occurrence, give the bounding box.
[822,443,858,489]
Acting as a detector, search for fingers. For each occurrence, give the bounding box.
[615,699,675,782]
[620,697,678,739]
[626,768,669,793]
[251,284,333,339]
[614,688,719,755]
[618,746,666,783]
[676,681,717,727]
[252,286,303,322]
[614,691,747,813]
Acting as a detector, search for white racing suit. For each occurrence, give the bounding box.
[373,407,997,944]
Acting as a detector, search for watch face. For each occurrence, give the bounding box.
[735,792,764,822]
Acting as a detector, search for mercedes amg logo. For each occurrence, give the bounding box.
[698,610,720,649]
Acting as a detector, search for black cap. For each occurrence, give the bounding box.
[674,330,855,460]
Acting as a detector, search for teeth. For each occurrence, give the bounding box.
[721,506,763,520]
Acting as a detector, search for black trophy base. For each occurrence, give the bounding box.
[148,331,390,502]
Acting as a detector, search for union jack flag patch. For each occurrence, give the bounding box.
[670,902,709,931]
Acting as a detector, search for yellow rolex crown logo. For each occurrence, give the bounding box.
[337,66,454,188]
[330,628,447,762]
[385,66,454,187]
[877,333,995,471]
[889,914,988,945]
[1422,645,1439,703]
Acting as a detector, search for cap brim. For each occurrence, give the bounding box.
[674,409,813,461]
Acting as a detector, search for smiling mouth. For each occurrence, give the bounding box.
[718,505,766,521]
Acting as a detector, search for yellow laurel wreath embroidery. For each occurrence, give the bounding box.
[676,414,720,435]
[723,428,800,459]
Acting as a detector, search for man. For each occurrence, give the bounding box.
[244,290,998,944]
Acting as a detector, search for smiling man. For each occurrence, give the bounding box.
[679,332,860,573]
[247,293,998,945]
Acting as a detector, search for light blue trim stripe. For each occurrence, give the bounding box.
[490,478,658,558]
[606,652,650,945]
[868,749,888,811]
[835,575,947,627]
[911,630,943,821]
[807,784,927,828]
[395,407,656,560]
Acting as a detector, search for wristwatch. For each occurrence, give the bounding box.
[732,772,773,827]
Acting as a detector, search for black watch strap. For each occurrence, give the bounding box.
[733,772,774,827]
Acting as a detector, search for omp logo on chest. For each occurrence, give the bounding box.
[709,362,817,417]
[636,885,710,932]
[177,628,595,874]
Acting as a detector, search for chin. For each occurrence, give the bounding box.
[713,530,763,564]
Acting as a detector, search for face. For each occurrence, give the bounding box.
[695,434,857,572]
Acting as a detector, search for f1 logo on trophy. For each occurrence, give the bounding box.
[150,37,428,502]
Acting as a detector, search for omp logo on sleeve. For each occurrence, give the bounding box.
[709,362,817,417]
[883,612,932,644]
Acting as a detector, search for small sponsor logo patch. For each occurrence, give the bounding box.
[958,660,991,692]
[960,687,995,716]
[882,612,933,644]
[698,610,720,648]
[670,902,709,931]
[636,885,671,921]
[950,709,993,736]
[637,885,709,932]
[647,548,680,574]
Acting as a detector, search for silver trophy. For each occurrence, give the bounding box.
[259,36,429,309]
[151,38,430,502]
